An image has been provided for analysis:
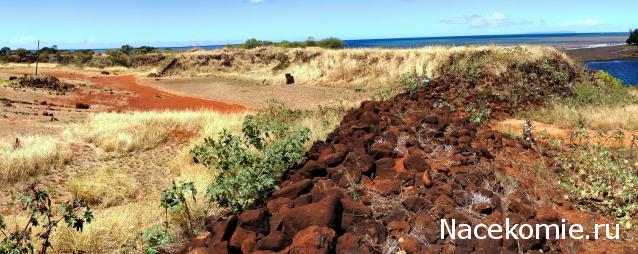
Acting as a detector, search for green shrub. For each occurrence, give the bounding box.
[465,101,492,125]
[558,131,638,228]
[317,37,345,49]
[159,181,197,235]
[568,71,631,106]
[240,38,274,49]
[142,226,170,254]
[374,86,398,101]
[273,53,290,71]
[235,37,344,49]
[0,184,93,254]
[397,73,429,95]
[190,102,310,213]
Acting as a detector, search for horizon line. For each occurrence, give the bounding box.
[5,31,629,51]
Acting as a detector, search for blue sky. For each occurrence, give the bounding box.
[1,0,637,49]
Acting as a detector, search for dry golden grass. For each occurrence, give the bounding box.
[69,167,140,208]
[167,45,563,88]
[0,62,59,69]
[52,201,162,253]
[527,103,638,131]
[74,111,246,152]
[0,135,69,182]
[54,162,221,254]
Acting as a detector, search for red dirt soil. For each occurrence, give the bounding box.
[28,70,245,112]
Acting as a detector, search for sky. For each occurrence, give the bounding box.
[1,0,637,49]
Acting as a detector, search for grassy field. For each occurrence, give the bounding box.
[0,135,69,182]
[163,45,564,88]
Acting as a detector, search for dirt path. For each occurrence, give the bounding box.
[497,119,638,147]
[144,76,370,110]
[2,69,246,112]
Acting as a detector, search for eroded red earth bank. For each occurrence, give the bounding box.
[22,70,245,112]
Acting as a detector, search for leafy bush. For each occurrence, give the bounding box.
[273,53,290,71]
[0,184,93,253]
[465,101,492,125]
[568,71,631,106]
[142,226,170,254]
[159,181,197,235]
[397,73,430,95]
[191,102,310,213]
[558,131,638,228]
[240,38,275,49]
[316,37,345,49]
[235,37,344,49]
[374,86,398,101]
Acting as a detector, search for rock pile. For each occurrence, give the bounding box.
[177,71,633,253]
[15,75,75,92]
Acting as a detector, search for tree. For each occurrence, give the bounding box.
[0,47,10,55]
[627,29,638,46]
[120,44,133,55]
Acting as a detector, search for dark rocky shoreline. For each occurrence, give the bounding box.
[566,45,638,62]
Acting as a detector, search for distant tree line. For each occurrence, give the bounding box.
[628,29,638,46]
[0,45,167,67]
[233,37,345,49]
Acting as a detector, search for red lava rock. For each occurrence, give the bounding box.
[205,216,237,242]
[342,152,374,173]
[352,219,386,245]
[178,232,211,253]
[421,171,432,187]
[272,179,312,199]
[404,153,430,172]
[335,233,364,253]
[282,193,342,236]
[238,208,269,234]
[402,196,430,212]
[186,247,217,254]
[256,231,287,251]
[229,226,256,251]
[399,238,421,253]
[266,197,292,214]
[207,241,229,254]
[368,143,395,159]
[292,193,313,207]
[375,157,396,178]
[298,160,327,177]
[371,178,401,196]
[288,226,336,254]
[387,220,410,237]
[472,202,494,214]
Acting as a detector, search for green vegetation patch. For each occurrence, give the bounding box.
[190,101,311,213]
[234,37,345,49]
[557,130,638,228]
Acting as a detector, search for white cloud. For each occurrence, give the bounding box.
[8,36,38,45]
[250,0,263,2]
[559,19,605,27]
[441,12,531,28]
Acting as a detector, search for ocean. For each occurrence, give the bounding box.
[586,60,638,85]
[342,32,627,49]
[151,32,627,51]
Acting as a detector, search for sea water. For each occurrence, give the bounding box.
[586,60,638,85]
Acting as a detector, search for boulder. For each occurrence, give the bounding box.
[282,193,342,236]
[288,226,336,254]
[273,179,312,199]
